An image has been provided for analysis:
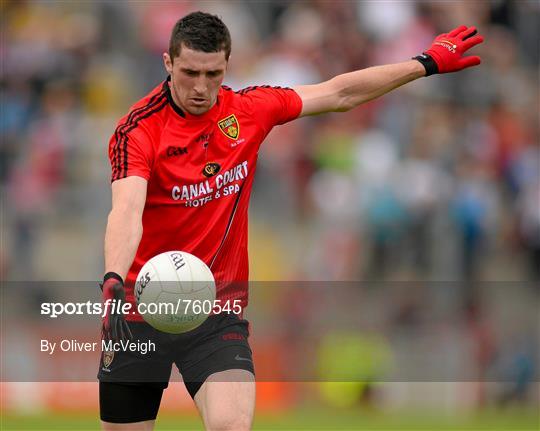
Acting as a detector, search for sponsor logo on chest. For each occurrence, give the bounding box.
[166,146,188,157]
[202,162,221,177]
[171,160,249,208]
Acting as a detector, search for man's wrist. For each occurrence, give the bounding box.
[103,272,124,285]
[412,54,438,76]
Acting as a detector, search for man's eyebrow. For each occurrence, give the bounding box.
[180,68,223,74]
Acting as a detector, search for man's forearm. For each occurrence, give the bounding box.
[334,60,425,111]
[104,209,143,281]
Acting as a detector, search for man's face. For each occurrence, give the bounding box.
[164,45,227,116]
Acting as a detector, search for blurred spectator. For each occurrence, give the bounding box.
[6,80,76,279]
[451,157,500,281]
[395,139,452,276]
[496,334,537,407]
[515,181,540,280]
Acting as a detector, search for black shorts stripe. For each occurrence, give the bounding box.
[112,90,167,180]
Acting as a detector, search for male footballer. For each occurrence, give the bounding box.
[99,11,483,431]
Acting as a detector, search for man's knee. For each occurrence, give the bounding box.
[201,384,254,431]
[204,410,252,431]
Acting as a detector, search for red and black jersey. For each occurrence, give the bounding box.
[108,78,302,320]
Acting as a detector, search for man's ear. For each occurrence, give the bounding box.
[163,53,173,75]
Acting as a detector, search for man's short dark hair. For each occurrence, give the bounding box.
[169,11,231,61]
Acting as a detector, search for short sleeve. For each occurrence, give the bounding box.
[109,121,154,182]
[241,86,303,135]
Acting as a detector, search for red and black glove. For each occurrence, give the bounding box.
[414,25,484,76]
[101,272,133,342]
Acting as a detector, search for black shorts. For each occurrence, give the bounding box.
[98,313,254,423]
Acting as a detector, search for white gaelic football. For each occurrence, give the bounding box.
[134,251,216,334]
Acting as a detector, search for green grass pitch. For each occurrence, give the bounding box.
[1,407,538,430]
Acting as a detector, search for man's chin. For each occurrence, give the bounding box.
[186,105,210,116]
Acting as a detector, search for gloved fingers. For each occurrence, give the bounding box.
[109,317,117,342]
[122,320,133,341]
[461,34,484,51]
[112,283,127,300]
[458,26,477,40]
[448,25,468,38]
[126,322,133,340]
[462,28,478,40]
[102,323,111,342]
[111,316,133,342]
[112,317,123,342]
[458,55,481,69]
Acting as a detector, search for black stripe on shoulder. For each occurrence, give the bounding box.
[112,95,168,181]
[235,85,292,95]
[114,91,163,162]
[238,86,257,95]
[118,96,168,180]
[112,89,167,180]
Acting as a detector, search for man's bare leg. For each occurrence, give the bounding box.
[194,369,256,431]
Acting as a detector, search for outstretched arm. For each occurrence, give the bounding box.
[294,25,484,117]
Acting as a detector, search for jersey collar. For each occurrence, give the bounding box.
[163,76,221,121]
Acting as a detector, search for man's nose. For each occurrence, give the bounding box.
[193,76,208,94]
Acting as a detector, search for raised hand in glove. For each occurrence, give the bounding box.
[101,272,133,342]
[414,25,484,76]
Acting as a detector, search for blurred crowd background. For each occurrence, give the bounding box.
[2,0,539,283]
[1,0,538,417]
